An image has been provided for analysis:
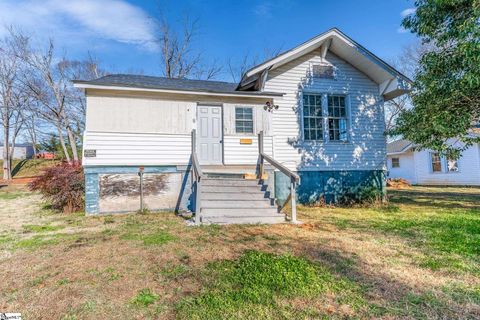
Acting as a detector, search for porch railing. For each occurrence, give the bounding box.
[257,131,300,223]
[191,129,203,225]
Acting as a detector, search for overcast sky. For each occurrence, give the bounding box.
[0,0,417,81]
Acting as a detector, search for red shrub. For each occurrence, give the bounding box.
[29,162,84,213]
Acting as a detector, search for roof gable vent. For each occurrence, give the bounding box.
[311,64,335,79]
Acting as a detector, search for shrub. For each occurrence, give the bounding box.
[29,162,84,213]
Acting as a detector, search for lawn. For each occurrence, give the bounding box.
[0,159,60,179]
[0,185,479,319]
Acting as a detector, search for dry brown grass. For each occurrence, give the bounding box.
[0,185,479,319]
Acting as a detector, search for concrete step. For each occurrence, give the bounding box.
[202,215,285,224]
[202,185,267,193]
[202,207,279,215]
[202,199,274,208]
[202,192,271,200]
[202,178,261,187]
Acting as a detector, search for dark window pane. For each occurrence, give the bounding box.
[304,130,310,140]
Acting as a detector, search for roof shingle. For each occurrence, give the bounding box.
[74,74,283,97]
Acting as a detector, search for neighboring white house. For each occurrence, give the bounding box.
[0,144,35,160]
[74,28,411,222]
[387,139,480,185]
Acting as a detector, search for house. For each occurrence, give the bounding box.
[74,28,411,223]
[0,144,35,160]
[387,138,480,186]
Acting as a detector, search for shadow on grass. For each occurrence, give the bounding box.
[11,159,28,177]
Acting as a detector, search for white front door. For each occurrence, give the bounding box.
[197,105,223,165]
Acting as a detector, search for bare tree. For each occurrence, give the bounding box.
[385,41,432,133]
[0,28,27,180]
[227,46,283,83]
[15,37,105,163]
[155,14,221,80]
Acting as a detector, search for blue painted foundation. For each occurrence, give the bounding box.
[84,166,192,215]
[275,170,386,205]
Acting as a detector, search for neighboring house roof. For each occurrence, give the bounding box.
[387,139,414,154]
[238,27,412,101]
[73,74,283,98]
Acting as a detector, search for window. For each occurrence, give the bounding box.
[235,107,253,134]
[392,158,400,168]
[431,153,442,172]
[447,157,459,172]
[327,95,348,142]
[302,94,323,140]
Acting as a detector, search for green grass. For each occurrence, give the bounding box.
[120,216,177,246]
[177,250,370,319]
[14,233,78,251]
[22,224,64,233]
[0,191,28,200]
[305,187,480,274]
[131,289,159,307]
[1,159,60,178]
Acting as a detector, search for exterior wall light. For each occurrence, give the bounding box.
[264,101,279,112]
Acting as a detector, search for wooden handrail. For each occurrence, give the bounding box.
[191,130,202,225]
[257,130,300,223]
[261,153,300,183]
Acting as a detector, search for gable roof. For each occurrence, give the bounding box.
[387,139,414,154]
[239,28,412,100]
[73,74,283,98]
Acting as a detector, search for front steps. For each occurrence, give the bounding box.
[198,174,285,224]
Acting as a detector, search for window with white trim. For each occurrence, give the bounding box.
[302,94,323,141]
[431,153,442,172]
[447,157,459,172]
[327,95,348,142]
[235,107,253,134]
[302,93,349,142]
[392,157,400,168]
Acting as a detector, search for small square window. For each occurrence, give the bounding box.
[235,107,254,134]
[392,158,400,168]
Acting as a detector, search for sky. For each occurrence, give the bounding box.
[0,0,418,82]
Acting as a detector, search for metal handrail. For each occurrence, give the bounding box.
[191,130,203,225]
[257,130,300,223]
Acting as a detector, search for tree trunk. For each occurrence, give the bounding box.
[2,123,11,180]
[66,125,79,162]
[57,124,71,163]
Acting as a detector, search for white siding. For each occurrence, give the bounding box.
[223,103,272,136]
[83,91,273,166]
[413,144,480,185]
[86,94,195,134]
[223,135,273,165]
[83,132,191,166]
[264,50,385,171]
[387,152,416,184]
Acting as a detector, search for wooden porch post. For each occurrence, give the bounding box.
[290,177,297,224]
[258,131,264,179]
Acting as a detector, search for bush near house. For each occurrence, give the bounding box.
[29,162,84,213]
